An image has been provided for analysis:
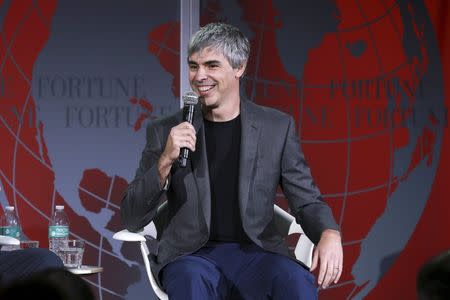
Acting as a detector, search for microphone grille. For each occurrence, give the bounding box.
[182,91,199,105]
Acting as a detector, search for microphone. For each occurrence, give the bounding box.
[178,91,199,167]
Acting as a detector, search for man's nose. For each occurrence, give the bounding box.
[193,67,207,81]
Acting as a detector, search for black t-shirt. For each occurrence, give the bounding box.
[204,115,250,243]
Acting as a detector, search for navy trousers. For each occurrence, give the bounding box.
[0,248,64,287]
[161,242,317,300]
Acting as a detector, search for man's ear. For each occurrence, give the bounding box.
[235,61,247,78]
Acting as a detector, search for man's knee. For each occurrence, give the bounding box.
[161,256,226,299]
[163,257,219,284]
[272,264,317,299]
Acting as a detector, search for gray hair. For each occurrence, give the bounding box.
[188,23,250,69]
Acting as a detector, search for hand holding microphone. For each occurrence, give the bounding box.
[178,92,199,167]
[159,92,199,182]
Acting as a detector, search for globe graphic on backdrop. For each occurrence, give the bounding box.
[0,1,178,299]
[195,0,445,299]
[0,0,444,299]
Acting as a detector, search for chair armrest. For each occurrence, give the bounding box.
[113,222,157,242]
[113,224,168,299]
[113,229,146,242]
[0,235,20,246]
[288,221,305,236]
[272,206,314,268]
[286,219,314,268]
[274,204,295,235]
[295,234,314,268]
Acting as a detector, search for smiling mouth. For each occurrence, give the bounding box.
[197,85,215,94]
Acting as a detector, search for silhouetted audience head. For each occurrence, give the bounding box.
[0,268,94,300]
[417,249,450,300]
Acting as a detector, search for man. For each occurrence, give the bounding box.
[121,22,343,299]
[0,247,64,287]
[417,250,450,300]
[0,268,95,300]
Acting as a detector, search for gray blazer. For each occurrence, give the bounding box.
[121,99,339,282]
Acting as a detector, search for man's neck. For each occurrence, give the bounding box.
[203,97,240,122]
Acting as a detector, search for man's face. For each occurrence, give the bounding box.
[188,47,245,109]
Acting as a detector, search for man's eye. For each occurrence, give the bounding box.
[189,65,198,70]
[209,64,218,69]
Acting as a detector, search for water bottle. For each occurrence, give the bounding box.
[48,205,69,255]
[0,206,22,239]
[0,206,21,251]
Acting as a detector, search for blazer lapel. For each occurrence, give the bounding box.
[239,100,260,216]
[191,104,211,231]
[189,101,259,231]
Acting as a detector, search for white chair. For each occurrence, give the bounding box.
[0,235,20,251]
[114,203,315,300]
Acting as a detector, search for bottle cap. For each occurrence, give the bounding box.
[55,205,64,210]
[5,206,14,211]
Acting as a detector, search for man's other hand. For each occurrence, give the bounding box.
[310,229,343,289]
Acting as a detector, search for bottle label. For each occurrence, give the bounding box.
[48,225,69,238]
[1,226,21,238]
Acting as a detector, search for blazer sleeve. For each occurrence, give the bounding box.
[280,116,340,244]
[120,122,166,232]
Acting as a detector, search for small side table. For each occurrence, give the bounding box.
[67,265,103,275]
